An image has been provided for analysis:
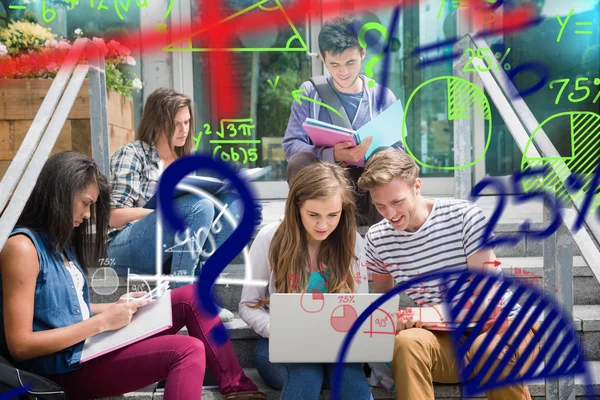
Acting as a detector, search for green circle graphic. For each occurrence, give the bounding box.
[401,76,493,171]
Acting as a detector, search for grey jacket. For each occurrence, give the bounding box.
[282,75,401,163]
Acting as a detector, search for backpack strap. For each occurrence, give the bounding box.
[309,76,353,130]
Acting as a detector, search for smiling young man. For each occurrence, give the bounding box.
[357,149,540,400]
[282,18,400,226]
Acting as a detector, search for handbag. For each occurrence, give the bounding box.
[0,355,67,399]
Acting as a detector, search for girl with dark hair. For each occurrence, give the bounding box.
[0,151,265,400]
[239,162,373,400]
[107,88,259,322]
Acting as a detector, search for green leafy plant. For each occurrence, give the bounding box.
[0,23,142,98]
[0,20,54,55]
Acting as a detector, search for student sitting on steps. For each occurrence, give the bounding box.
[239,162,373,400]
[0,151,265,400]
[358,149,541,400]
[107,87,262,322]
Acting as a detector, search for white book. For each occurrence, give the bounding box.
[80,290,173,362]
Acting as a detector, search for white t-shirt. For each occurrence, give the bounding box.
[66,260,91,321]
[239,220,369,338]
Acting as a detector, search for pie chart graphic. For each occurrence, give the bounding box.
[521,111,600,214]
[300,289,325,313]
[402,76,492,170]
[91,267,119,296]
[330,305,358,332]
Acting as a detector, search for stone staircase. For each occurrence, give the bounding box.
[90,200,600,399]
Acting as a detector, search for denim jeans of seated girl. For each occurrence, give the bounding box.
[107,192,243,281]
[253,337,374,400]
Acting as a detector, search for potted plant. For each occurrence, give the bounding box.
[0,21,142,179]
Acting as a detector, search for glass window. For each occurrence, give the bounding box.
[65,4,144,125]
[484,0,600,176]
[191,0,311,182]
[357,0,457,177]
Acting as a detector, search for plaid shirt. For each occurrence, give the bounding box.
[109,140,161,237]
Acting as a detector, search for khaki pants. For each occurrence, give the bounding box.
[390,322,541,400]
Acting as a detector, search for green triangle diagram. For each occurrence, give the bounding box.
[163,0,308,52]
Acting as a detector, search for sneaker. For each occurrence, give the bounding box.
[218,307,234,323]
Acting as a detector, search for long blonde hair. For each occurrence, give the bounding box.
[248,163,357,309]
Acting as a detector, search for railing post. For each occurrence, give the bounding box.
[543,192,575,400]
[87,39,110,176]
[452,37,474,200]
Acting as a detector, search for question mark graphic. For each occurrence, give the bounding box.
[0,386,31,400]
[158,154,256,345]
[358,22,390,89]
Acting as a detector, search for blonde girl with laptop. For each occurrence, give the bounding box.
[239,162,373,400]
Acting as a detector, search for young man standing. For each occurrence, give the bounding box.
[282,18,401,226]
[357,149,540,400]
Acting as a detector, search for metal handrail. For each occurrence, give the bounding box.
[455,34,600,284]
[0,42,86,216]
[454,33,598,400]
[0,38,109,252]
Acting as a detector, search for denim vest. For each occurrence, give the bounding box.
[0,228,91,374]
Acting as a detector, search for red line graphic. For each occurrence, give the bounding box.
[1,0,539,117]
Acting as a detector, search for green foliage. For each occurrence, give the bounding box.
[105,60,139,98]
[0,20,54,55]
[256,51,309,139]
[0,23,142,98]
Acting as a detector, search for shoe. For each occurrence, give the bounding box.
[218,307,234,323]
[222,391,267,400]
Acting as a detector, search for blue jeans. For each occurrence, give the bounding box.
[107,192,243,280]
[254,338,373,400]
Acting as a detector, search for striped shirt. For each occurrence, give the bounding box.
[363,198,519,315]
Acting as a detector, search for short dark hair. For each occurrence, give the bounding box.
[15,151,111,271]
[318,18,361,57]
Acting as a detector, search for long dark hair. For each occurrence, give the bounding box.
[15,151,110,271]
[136,88,195,158]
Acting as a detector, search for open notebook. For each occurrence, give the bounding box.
[398,307,478,332]
[302,99,404,166]
[80,286,172,363]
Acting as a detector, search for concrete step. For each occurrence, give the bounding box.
[99,363,600,399]
[199,363,600,400]
[213,256,600,311]
[175,303,600,368]
[89,256,600,310]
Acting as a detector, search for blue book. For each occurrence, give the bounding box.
[356,100,404,160]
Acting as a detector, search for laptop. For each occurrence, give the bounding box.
[269,293,400,363]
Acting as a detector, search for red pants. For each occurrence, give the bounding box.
[45,284,258,400]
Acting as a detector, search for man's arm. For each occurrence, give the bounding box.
[458,202,501,322]
[372,273,394,293]
[460,248,500,322]
[282,82,336,163]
